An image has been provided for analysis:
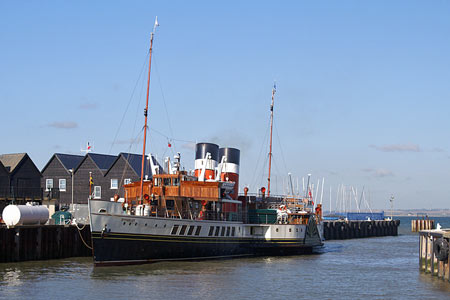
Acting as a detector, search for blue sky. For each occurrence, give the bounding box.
[1,1,450,210]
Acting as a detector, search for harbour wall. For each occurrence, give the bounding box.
[323,220,400,240]
[0,224,92,263]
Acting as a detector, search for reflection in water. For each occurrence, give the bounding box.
[0,217,449,300]
[1,268,22,287]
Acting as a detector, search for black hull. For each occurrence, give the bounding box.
[91,231,322,266]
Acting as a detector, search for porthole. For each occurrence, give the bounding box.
[123,222,126,225]
[164,224,166,228]
[129,222,132,226]
[296,228,298,232]
[289,228,291,232]
[154,224,157,227]
[145,223,147,226]
[276,228,279,232]
[135,223,138,226]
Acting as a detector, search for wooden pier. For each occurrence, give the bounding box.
[419,229,450,282]
[411,219,435,232]
[323,220,400,240]
[0,224,92,263]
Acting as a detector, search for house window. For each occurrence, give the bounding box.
[94,186,101,199]
[124,178,132,185]
[111,179,118,189]
[46,179,53,191]
[59,179,66,192]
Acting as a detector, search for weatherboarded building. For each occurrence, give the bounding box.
[39,152,158,206]
[0,153,42,211]
[71,153,117,204]
[103,152,153,201]
[40,153,84,206]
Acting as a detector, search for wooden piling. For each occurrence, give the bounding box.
[419,228,450,282]
[0,225,92,263]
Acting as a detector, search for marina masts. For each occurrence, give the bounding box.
[267,83,276,197]
[140,17,159,203]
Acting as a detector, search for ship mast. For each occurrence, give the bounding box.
[267,83,276,197]
[140,17,159,203]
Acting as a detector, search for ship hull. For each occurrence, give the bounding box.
[89,200,323,266]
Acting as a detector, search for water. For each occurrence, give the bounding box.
[1,217,449,299]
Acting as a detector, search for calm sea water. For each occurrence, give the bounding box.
[1,217,449,299]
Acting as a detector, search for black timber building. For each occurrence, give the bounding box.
[0,153,42,211]
[103,152,153,201]
[69,153,117,205]
[40,152,157,206]
[40,153,84,206]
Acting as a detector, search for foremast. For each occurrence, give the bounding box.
[267,83,276,197]
[140,17,159,204]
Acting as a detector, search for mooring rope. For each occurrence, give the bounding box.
[75,223,93,250]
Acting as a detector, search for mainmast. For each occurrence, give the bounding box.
[140,17,159,203]
[267,83,276,197]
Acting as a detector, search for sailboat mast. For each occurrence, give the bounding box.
[140,17,159,202]
[267,83,276,197]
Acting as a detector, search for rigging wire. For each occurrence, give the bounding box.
[249,117,270,191]
[153,58,175,148]
[274,122,289,177]
[108,52,150,154]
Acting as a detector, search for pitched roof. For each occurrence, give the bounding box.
[104,153,162,177]
[56,153,84,171]
[41,153,84,174]
[87,153,117,172]
[121,153,150,176]
[0,153,27,173]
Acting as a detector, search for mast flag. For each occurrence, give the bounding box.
[154,16,159,31]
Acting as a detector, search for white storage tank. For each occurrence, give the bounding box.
[2,205,49,227]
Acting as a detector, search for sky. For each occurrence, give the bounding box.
[1,1,450,210]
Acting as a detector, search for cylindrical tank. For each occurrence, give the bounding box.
[219,147,240,199]
[2,205,49,226]
[194,142,219,180]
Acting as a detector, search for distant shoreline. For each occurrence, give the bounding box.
[374,209,450,217]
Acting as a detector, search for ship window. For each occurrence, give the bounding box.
[231,227,236,236]
[276,228,279,232]
[195,226,201,236]
[214,226,220,236]
[296,228,298,232]
[187,226,195,235]
[124,178,132,185]
[226,227,231,237]
[220,227,226,237]
[166,200,175,209]
[154,178,159,186]
[163,178,170,186]
[289,228,292,232]
[179,225,187,235]
[171,225,180,235]
[208,226,214,236]
[173,178,180,186]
